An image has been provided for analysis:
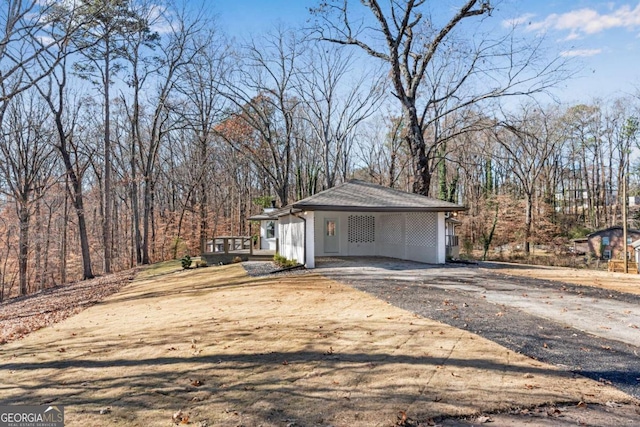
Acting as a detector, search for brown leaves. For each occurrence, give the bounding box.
[172,409,189,425]
[0,270,135,344]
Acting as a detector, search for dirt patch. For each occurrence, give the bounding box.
[481,261,640,296]
[0,263,635,426]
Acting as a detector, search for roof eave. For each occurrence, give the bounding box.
[291,204,466,212]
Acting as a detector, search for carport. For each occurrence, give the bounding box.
[275,180,464,268]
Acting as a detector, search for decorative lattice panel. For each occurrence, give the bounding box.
[380,214,402,244]
[405,212,437,246]
[348,215,375,243]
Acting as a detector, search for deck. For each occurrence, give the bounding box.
[202,236,275,265]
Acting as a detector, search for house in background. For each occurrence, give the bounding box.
[248,202,279,251]
[271,180,464,268]
[587,226,640,260]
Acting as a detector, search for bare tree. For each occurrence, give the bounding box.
[174,26,230,253]
[490,103,561,254]
[296,44,385,189]
[0,94,55,295]
[0,0,79,111]
[313,0,570,196]
[219,27,304,207]
[36,47,96,280]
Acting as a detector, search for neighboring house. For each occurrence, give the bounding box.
[587,226,640,260]
[268,180,464,268]
[248,202,279,250]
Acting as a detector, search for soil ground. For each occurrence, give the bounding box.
[0,260,639,426]
[315,257,640,425]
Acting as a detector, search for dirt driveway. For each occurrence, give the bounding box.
[1,262,636,426]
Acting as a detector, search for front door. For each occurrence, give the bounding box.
[324,218,339,253]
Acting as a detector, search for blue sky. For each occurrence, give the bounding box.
[209,0,640,104]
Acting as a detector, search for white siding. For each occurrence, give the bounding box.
[310,211,445,265]
[259,220,278,250]
[278,214,305,264]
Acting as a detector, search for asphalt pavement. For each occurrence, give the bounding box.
[315,257,640,398]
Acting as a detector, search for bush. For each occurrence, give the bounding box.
[273,253,298,268]
[181,254,192,269]
[195,260,208,268]
[232,256,243,264]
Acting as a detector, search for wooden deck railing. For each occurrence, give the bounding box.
[608,259,638,274]
[207,236,254,255]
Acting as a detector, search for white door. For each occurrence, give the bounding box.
[324,218,339,253]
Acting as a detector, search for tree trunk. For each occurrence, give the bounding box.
[142,177,152,264]
[18,202,29,296]
[60,180,68,284]
[525,192,533,254]
[103,41,112,274]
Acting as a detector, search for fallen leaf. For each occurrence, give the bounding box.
[577,401,587,408]
[190,379,204,387]
[476,415,493,423]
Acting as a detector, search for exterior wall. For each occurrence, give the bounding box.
[259,220,278,250]
[278,214,305,265]
[312,211,444,264]
[588,228,640,259]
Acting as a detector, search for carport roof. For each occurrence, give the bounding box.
[291,179,465,212]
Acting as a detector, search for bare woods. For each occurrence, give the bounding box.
[0,1,635,300]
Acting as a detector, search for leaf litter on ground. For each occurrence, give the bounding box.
[0,269,136,344]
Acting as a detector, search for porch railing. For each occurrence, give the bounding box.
[445,235,459,248]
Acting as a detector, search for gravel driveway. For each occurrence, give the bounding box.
[314,257,640,399]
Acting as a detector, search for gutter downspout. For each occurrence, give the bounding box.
[290,209,306,266]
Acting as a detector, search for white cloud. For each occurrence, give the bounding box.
[502,13,536,28]
[560,48,603,57]
[527,3,640,37]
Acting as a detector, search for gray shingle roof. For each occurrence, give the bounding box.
[291,180,464,212]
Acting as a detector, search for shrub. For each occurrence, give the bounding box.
[273,253,298,268]
[195,260,208,268]
[232,256,243,264]
[181,254,192,269]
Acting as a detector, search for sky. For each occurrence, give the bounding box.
[208,0,640,105]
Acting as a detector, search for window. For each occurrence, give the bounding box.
[602,236,610,246]
[326,220,336,236]
[603,249,612,260]
[266,221,275,239]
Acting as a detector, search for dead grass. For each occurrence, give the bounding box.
[484,262,640,296]
[0,264,633,427]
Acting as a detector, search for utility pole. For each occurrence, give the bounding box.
[623,152,629,274]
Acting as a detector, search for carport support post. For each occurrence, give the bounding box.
[437,212,446,264]
[305,211,315,268]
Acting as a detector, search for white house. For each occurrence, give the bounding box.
[248,203,279,250]
[270,180,464,268]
